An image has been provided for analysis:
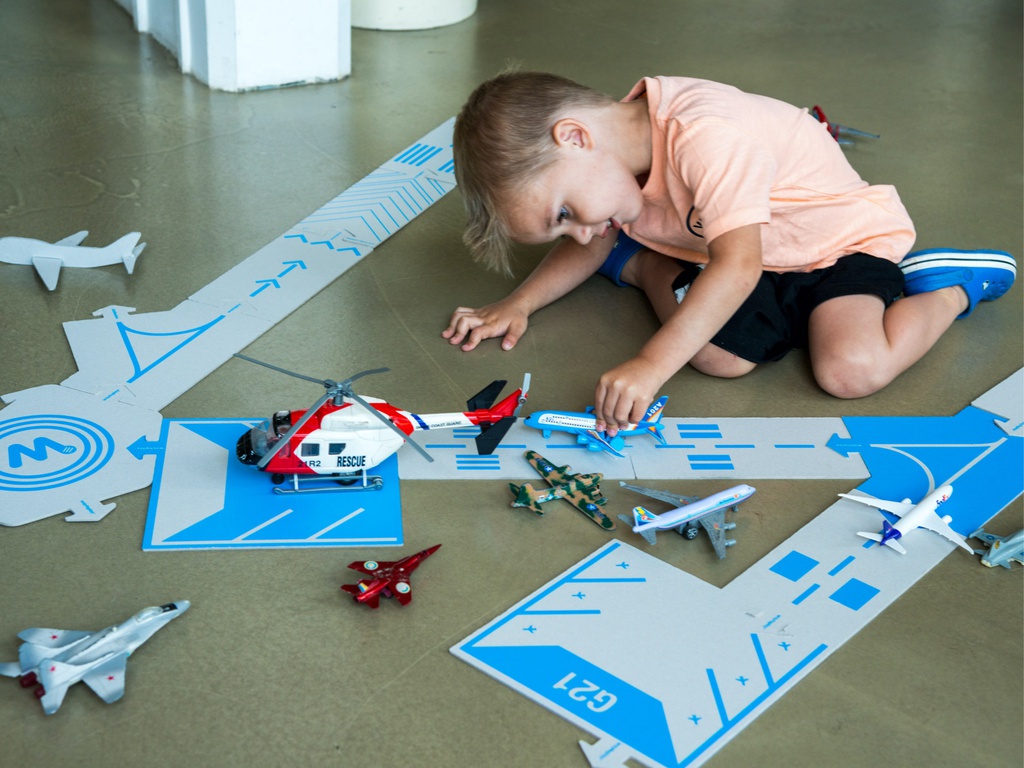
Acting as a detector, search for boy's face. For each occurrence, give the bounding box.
[502,144,644,248]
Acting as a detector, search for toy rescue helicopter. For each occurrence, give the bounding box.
[233,354,529,493]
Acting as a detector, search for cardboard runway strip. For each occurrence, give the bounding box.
[0,119,456,527]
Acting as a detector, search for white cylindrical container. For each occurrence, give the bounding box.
[351,0,477,30]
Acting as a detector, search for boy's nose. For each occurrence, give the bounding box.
[571,224,594,245]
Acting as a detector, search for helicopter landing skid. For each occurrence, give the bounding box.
[272,471,385,494]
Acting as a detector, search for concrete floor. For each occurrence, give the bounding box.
[1,1,1021,766]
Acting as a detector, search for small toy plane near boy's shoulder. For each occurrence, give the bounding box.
[509,450,615,530]
[618,482,755,558]
[0,231,145,290]
[839,485,974,555]
[523,396,668,457]
[341,545,441,608]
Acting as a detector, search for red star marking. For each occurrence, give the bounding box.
[50,634,58,640]
[49,665,56,672]
[106,675,115,681]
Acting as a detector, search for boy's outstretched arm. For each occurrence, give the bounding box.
[593,224,764,433]
[443,234,616,351]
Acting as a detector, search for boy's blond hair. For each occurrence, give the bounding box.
[453,69,615,274]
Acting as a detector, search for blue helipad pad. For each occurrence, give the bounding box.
[143,418,402,551]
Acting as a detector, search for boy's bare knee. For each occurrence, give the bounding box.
[691,347,757,379]
[813,351,891,399]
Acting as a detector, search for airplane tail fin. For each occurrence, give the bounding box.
[123,239,146,275]
[857,526,907,554]
[38,660,78,715]
[0,661,21,678]
[467,380,507,412]
[633,505,659,525]
[472,374,530,455]
[641,396,668,444]
[508,483,544,514]
[630,506,659,545]
[104,232,144,275]
[341,582,381,608]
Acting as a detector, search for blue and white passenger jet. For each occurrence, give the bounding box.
[523,396,668,457]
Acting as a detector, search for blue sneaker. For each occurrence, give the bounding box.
[900,248,1016,318]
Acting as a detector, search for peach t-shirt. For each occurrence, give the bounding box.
[621,77,916,271]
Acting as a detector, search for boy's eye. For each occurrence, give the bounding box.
[556,207,570,223]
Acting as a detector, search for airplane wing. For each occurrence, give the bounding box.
[838,492,914,518]
[345,560,388,577]
[562,488,616,530]
[17,627,93,648]
[524,451,574,485]
[619,481,700,508]
[970,529,1003,546]
[393,581,414,606]
[83,653,128,704]
[698,510,735,560]
[917,512,975,554]
[17,629,94,671]
[32,256,64,290]
[582,430,625,458]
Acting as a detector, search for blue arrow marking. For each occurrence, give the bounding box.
[128,435,163,460]
[250,279,280,297]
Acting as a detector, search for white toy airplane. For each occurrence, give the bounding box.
[839,485,974,555]
[618,482,756,558]
[0,231,145,290]
[0,601,189,714]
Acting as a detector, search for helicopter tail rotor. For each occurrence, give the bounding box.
[472,373,531,455]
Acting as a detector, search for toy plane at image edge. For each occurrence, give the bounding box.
[839,485,974,555]
[0,231,145,290]
[509,450,615,530]
[969,528,1024,569]
[522,396,668,457]
[341,545,441,608]
[0,601,189,715]
[618,482,755,559]
[234,355,529,493]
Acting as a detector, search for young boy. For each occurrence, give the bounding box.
[442,70,1016,435]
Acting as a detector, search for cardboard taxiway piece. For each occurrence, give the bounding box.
[395,417,868,480]
[0,119,456,527]
[452,372,1023,768]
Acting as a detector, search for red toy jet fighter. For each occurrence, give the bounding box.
[341,544,441,608]
[234,355,529,493]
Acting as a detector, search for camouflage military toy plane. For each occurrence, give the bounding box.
[508,450,615,530]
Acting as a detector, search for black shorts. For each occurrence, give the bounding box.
[671,253,904,364]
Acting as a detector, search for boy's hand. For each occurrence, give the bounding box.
[443,301,529,352]
[593,357,666,435]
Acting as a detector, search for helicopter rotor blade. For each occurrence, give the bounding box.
[234,353,327,386]
[256,391,332,470]
[347,391,434,463]
[340,368,390,388]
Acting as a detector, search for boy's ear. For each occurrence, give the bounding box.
[552,118,593,149]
